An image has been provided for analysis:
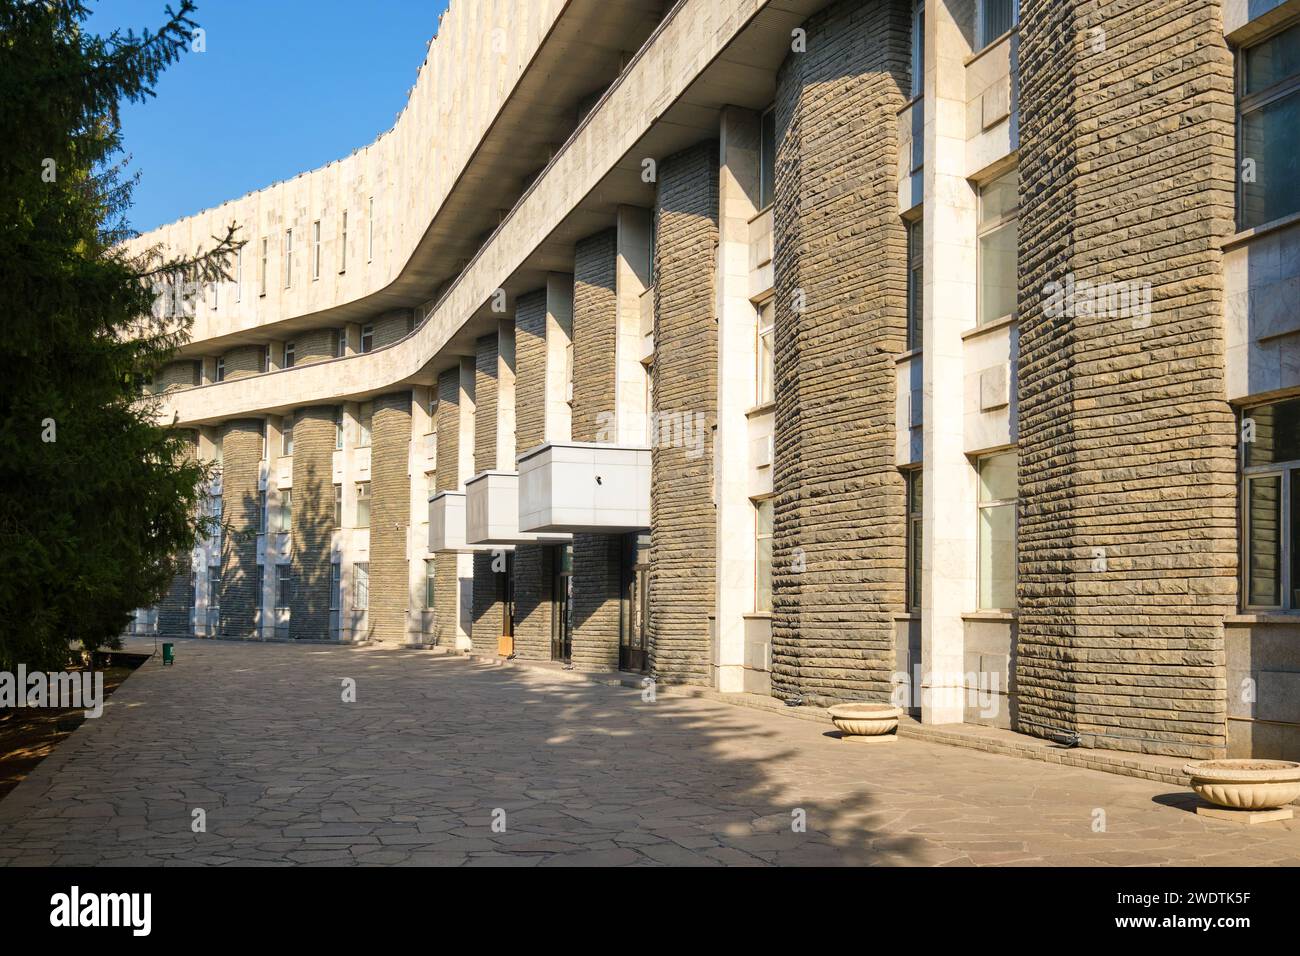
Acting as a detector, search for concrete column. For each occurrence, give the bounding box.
[289,406,337,640]
[370,391,413,644]
[713,106,761,693]
[218,418,264,638]
[920,0,978,723]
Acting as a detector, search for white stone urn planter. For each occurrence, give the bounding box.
[827,702,901,742]
[1184,759,1300,821]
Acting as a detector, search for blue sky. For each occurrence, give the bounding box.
[87,1,450,234]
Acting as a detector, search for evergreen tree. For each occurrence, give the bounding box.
[0,1,239,670]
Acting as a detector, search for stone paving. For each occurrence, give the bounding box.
[2,638,1299,866]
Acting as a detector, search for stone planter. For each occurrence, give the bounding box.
[827,703,901,742]
[1184,759,1300,818]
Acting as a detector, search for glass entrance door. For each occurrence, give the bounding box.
[619,533,650,672]
[550,544,572,661]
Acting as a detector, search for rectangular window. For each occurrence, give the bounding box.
[262,344,271,373]
[340,210,348,273]
[334,407,344,449]
[978,0,1017,49]
[271,488,292,533]
[757,299,774,406]
[977,169,1018,326]
[334,484,343,526]
[906,469,923,611]
[367,197,374,262]
[282,416,294,457]
[284,228,293,288]
[906,217,924,349]
[336,328,347,357]
[284,341,295,368]
[358,404,372,447]
[259,237,268,296]
[1238,21,1300,230]
[360,324,374,353]
[207,566,220,608]
[275,565,292,609]
[425,558,436,609]
[1240,396,1300,609]
[330,564,340,611]
[356,482,370,528]
[755,497,773,613]
[977,450,1017,609]
[215,357,225,382]
[354,562,369,609]
[759,107,776,209]
[258,490,267,533]
[312,220,321,280]
[911,1,925,97]
[260,420,268,460]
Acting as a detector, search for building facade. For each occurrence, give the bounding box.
[129,0,1300,762]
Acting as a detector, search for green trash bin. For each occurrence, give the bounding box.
[162,642,174,666]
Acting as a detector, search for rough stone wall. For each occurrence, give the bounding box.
[1015,0,1236,758]
[570,229,623,671]
[433,552,460,647]
[369,391,412,643]
[512,543,553,661]
[572,229,618,442]
[294,327,338,365]
[769,0,910,706]
[648,142,719,684]
[572,533,622,671]
[435,368,462,493]
[514,289,548,453]
[222,344,264,381]
[475,333,499,472]
[471,551,505,656]
[289,406,337,640]
[157,360,199,390]
[370,309,414,349]
[218,419,263,637]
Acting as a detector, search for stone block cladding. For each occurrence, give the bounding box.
[369,391,412,643]
[289,406,337,640]
[648,142,719,684]
[1015,0,1236,758]
[218,419,263,637]
[770,0,911,706]
[221,345,264,380]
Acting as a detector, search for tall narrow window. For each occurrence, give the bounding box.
[215,357,225,382]
[756,299,774,405]
[977,169,1018,326]
[330,564,340,611]
[425,558,436,609]
[271,488,293,532]
[354,562,370,609]
[367,196,374,262]
[906,217,924,349]
[977,450,1017,609]
[275,565,292,609]
[282,416,294,457]
[759,107,776,209]
[906,469,923,610]
[336,328,347,357]
[262,344,271,373]
[283,342,295,368]
[260,420,268,460]
[257,490,267,533]
[334,484,343,526]
[358,404,372,447]
[360,323,374,353]
[978,0,1017,49]
[356,482,371,528]
[755,497,774,612]
[911,1,925,97]
[207,566,221,610]
[334,407,344,449]
[1241,396,1300,608]
[1238,21,1300,230]
[340,210,348,273]
[312,220,321,280]
[284,228,293,288]
[259,237,268,296]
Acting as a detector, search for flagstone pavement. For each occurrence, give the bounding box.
[2,637,1299,866]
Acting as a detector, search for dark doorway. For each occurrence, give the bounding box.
[550,544,572,661]
[620,532,650,672]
